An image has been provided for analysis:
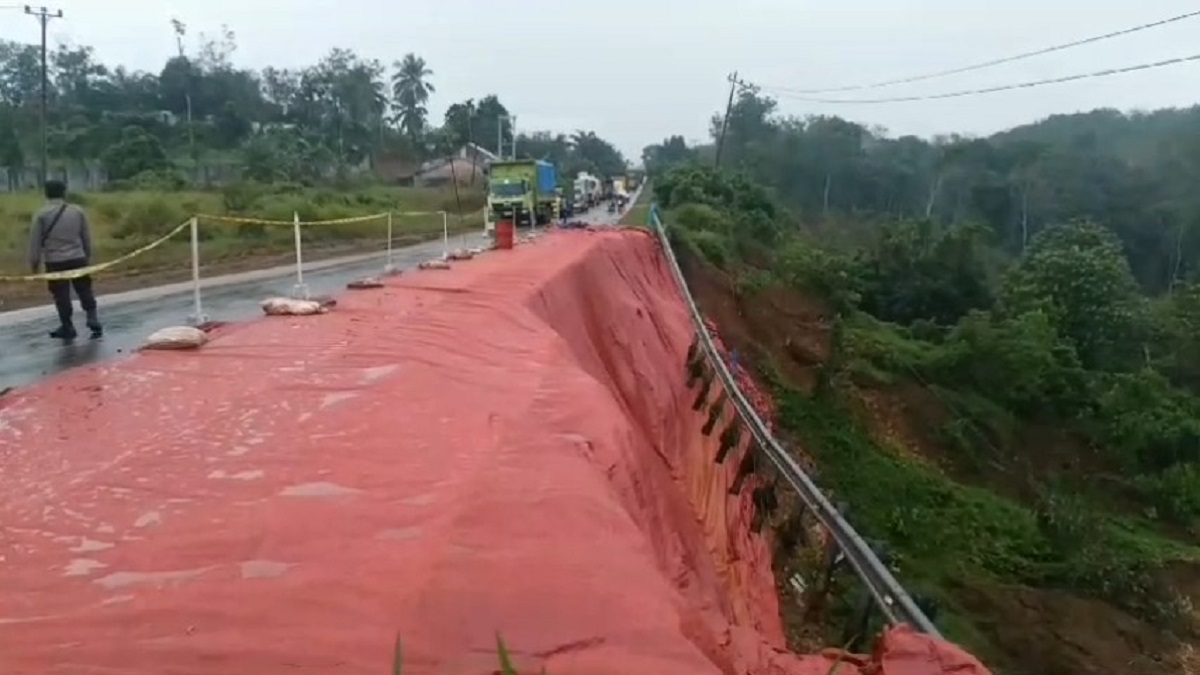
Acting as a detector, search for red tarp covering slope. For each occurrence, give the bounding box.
[0,229,988,675]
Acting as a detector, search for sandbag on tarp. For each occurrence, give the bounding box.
[347,277,385,289]
[141,325,208,350]
[260,297,328,316]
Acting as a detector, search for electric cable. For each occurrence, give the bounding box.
[757,53,1200,104]
[775,9,1200,94]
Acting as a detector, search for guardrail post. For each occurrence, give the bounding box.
[841,589,876,653]
[692,369,714,410]
[186,217,209,326]
[702,389,727,436]
[729,447,757,495]
[751,481,778,533]
[687,354,707,388]
[715,418,742,463]
[291,211,309,299]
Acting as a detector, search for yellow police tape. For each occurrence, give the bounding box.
[195,211,444,227]
[1,210,453,283]
[196,212,392,227]
[0,219,193,283]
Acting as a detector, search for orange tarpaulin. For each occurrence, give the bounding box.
[0,229,988,674]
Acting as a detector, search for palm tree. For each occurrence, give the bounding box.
[390,53,435,147]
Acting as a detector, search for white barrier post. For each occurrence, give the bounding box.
[291,211,309,299]
[441,211,449,259]
[186,217,209,326]
[385,211,395,273]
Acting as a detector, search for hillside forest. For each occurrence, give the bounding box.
[0,23,628,189]
[646,89,1200,674]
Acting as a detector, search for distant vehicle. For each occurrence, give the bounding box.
[573,173,602,208]
[487,159,559,226]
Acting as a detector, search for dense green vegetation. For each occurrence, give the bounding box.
[0,25,627,187]
[648,91,1200,671]
[645,87,1200,295]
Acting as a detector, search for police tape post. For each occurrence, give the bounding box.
[385,211,395,272]
[291,211,309,300]
[187,217,208,326]
[441,211,449,259]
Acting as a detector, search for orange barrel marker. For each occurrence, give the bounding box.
[495,219,515,250]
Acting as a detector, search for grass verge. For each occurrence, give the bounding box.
[620,184,652,227]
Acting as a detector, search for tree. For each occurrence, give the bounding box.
[642,135,695,174]
[568,130,626,178]
[391,53,434,145]
[1001,221,1145,370]
[471,95,511,156]
[102,125,170,180]
[443,98,476,148]
[0,34,626,189]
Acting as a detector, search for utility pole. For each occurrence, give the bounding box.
[170,19,197,182]
[496,114,518,160]
[466,107,476,185]
[24,5,62,187]
[714,71,743,169]
[496,114,504,159]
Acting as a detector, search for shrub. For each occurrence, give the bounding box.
[112,196,188,240]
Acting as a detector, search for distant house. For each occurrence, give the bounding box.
[376,143,495,187]
[413,157,485,188]
[461,142,499,164]
[375,152,423,185]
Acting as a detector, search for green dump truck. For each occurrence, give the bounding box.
[487,159,558,227]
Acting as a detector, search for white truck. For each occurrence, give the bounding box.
[573,173,602,210]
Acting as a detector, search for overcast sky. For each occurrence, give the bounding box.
[2,0,1198,159]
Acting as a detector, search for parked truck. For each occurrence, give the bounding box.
[487,159,558,226]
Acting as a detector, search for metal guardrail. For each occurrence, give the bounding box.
[648,206,940,637]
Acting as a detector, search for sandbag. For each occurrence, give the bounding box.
[446,249,474,261]
[260,297,329,316]
[347,277,385,289]
[142,326,208,351]
[418,260,451,270]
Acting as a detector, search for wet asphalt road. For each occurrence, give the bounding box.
[0,200,630,390]
[0,235,479,390]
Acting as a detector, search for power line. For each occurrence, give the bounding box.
[775,9,1200,94]
[757,53,1200,105]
